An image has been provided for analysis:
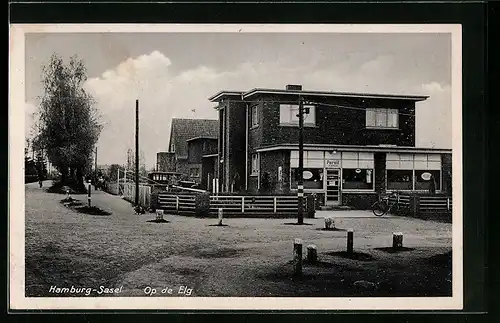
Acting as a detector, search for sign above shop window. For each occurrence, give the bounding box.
[355,168,361,174]
[303,170,313,180]
[326,160,340,168]
[421,172,432,181]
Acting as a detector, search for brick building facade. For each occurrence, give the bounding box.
[209,85,452,208]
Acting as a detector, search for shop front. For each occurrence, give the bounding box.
[288,149,446,207]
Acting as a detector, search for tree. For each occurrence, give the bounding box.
[107,164,125,182]
[36,54,102,189]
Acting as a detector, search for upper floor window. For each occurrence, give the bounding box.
[251,154,259,176]
[251,105,259,128]
[279,104,316,126]
[366,108,399,129]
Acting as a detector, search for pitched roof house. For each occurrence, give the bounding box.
[166,118,219,177]
[168,118,219,159]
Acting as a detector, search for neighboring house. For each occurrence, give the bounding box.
[186,136,218,189]
[208,84,452,208]
[166,118,219,179]
[156,152,176,172]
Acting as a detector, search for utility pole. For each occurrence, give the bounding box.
[297,96,304,224]
[135,99,140,206]
[94,146,98,172]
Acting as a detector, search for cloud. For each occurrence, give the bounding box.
[84,50,452,167]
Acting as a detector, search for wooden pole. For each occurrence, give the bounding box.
[307,244,317,264]
[347,229,354,255]
[135,99,140,206]
[297,96,304,224]
[293,238,303,276]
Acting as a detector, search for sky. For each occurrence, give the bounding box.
[24,32,452,168]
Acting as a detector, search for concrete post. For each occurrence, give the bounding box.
[293,238,303,276]
[218,208,223,226]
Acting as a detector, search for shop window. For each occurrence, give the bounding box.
[342,169,374,190]
[387,170,413,190]
[279,104,316,126]
[190,168,200,178]
[291,168,324,189]
[366,108,399,129]
[415,170,441,191]
[251,154,259,176]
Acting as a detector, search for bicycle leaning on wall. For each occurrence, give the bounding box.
[371,191,404,216]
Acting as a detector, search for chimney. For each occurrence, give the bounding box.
[286,84,303,91]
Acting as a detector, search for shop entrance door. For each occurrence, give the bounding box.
[325,169,340,205]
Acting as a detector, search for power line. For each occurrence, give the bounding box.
[216,99,417,118]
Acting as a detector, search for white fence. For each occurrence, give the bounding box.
[121,183,152,208]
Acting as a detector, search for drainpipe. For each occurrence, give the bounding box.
[243,93,249,191]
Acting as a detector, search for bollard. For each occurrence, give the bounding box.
[347,229,354,255]
[307,244,317,264]
[293,238,303,276]
[156,209,164,221]
[218,208,223,226]
[87,181,92,207]
[393,232,403,249]
[66,189,71,200]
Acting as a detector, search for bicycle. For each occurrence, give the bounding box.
[371,191,403,216]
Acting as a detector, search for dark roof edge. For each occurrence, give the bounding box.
[255,144,452,154]
[242,88,429,101]
[208,91,244,102]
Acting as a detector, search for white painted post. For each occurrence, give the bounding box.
[218,208,223,226]
[241,196,245,213]
[87,181,92,207]
[212,178,216,194]
[156,209,164,221]
[447,197,450,211]
[176,196,179,211]
[273,197,277,213]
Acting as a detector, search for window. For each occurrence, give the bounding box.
[386,153,442,191]
[251,106,259,128]
[342,169,374,190]
[366,108,399,129]
[291,168,324,189]
[190,168,200,178]
[387,170,413,190]
[415,170,441,191]
[251,154,259,176]
[280,104,316,126]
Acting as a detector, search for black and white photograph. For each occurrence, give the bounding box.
[9,24,462,310]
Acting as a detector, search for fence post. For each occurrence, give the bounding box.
[241,196,245,213]
[176,196,179,211]
[273,197,277,213]
[447,197,450,211]
[218,208,224,226]
[87,181,92,207]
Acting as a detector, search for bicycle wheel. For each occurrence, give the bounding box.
[372,201,388,216]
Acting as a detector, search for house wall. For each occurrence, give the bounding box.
[442,153,452,194]
[249,94,416,148]
[254,150,291,194]
[156,152,176,172]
